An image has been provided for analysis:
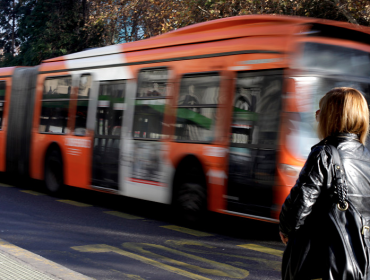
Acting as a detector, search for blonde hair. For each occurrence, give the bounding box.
[318,87,369,144]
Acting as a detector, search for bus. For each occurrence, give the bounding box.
[0,15,370,223]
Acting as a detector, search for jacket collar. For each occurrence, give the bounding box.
[312,133,360,150]
[330,132,360,141]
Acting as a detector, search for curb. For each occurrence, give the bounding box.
[0,238,94,280]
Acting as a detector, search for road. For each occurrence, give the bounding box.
[0,178,284,280]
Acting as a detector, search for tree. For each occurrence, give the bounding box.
[126,0,370,39]
[0,0,369,67]
[87,0,370,42]
[0,0,108,66]
[16,0,106,65]
[0,0,22,64]
[85,0,145,44]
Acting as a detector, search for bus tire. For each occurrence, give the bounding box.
[44,150,64,194]
[175,182,206,224]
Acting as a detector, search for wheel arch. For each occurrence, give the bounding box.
[171,154,208,207]
[43,142,64,180]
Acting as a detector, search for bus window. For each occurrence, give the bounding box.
[231,71,282,147]
[227,70,283,217]
[75,74,92,136]
[132,68,168,139]
[175,73,219,142]
[0,81,5,129]
[39,76,72,134]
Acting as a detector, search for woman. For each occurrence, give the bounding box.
[279,87,370,280]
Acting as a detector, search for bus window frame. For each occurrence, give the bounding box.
[133,66,171,141]
[173,71,221,144]
[136,66,170,99]
[39,75,73,135]
[73,73,93,137]
[94,79,127,139]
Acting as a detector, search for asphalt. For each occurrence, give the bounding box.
[0,237,93,280]
[0,179,283,280]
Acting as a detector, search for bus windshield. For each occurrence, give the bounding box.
[288,43,370,159]
[299,42,370,77]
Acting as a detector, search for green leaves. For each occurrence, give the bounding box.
[1,0,107,66]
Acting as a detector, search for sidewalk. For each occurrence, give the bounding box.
[0,238,93,280]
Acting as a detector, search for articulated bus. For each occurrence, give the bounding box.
[1,15,370,223]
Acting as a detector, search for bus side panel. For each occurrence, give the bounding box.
[63,135,93,188]
[120,71,172,203]
[31,72,94,189]
[60,71,93,189]
[161,57,233,212]
[0,76,13,172]
[169,142,228,211]
[31,133,92,189]
[68,61,133,191]
[30,70,70,181]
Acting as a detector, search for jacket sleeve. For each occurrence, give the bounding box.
[279,145,332,236]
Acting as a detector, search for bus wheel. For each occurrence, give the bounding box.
[176,182,206,224]
[45,150,64,194]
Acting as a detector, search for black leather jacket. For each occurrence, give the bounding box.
[279,133,370,279]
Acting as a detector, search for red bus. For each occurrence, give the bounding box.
[1,15,370,223]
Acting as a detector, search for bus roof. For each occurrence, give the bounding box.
[0,67,17,77]
[43,15,370,63]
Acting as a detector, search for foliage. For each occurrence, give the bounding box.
[103,0,370,41]
[1,0,107,66]
[0,0,369,66]
[16,0,108,66]
[137,0,370,34]
[0,0,22,60]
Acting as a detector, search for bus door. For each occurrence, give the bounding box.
[121,68,172,203]
[227,69,283,218]
[92,80,126,190]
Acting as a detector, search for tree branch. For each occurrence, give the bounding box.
[197,5,211,15]
[330,0,358,24]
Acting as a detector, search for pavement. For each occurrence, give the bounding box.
[0,237,93,280]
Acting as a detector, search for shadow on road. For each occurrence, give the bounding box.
[0,174,280,243]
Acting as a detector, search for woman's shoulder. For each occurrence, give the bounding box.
[295,143,332,180]
[310,142,332,158]
[305,143,333,169]
[336,138,370,162]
